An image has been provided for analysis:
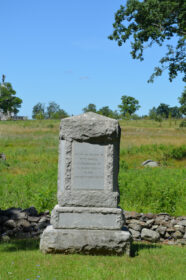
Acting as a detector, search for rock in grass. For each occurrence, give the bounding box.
[0,153,6,160]
[142,160,159,167]
[141,228,160,242]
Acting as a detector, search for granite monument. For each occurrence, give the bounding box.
[40,112,132,255]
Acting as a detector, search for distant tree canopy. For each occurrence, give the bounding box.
[82,103,97,113]
[32,102,68,120]
[0,81,22,115]
[149,103,183,119]
[178,87,186,116]
[118,95,140,117]
[109,0,186,83]
[82,103,120,119]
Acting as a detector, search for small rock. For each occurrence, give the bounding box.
[146,219,155,227]
[165,232,171,239]
[0,153,6,160]
[152,225,158,230]
[129,229,141,239]
[1,235,10,242]
[183,233,186,239]
[166,227,176,233]
[128,223,142,232]
[157,226,167,236]
[142,160,159,167]
[141,228,160,242]
[124,211,141,219]
[39,216,49,223]
[172,231,183,239]
[17,219,31,228]
[176,239,186,245]
[4,219,16,229]
[143,213,156,220]
[28,216,40,223]
[177,220,186,227]
[174,225,185,233]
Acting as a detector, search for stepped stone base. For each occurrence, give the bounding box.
[40,226,132,255]
[51,205,124,230]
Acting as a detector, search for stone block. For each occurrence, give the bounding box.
[40,226,132,255]
[51,206,124,230]
[58,191,119,208]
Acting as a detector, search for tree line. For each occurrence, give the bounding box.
[0,75,185,121]
[32,89,186,120]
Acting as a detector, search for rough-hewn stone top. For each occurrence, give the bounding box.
[59,112,121,142]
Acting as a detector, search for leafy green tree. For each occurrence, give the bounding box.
[52,109,69,119]
[82,103,97,113]
[156,103,170,118]
[32,103,45,119]
[149,107,157,120]
[169,106,182,118]
[109,0,186,82]
[98,106,120,119]
[118,95,140,117]
[46,102,60,119]
[0,82,22,115]
[178,87,186,116]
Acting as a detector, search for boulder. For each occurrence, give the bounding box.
[141,228,160,242]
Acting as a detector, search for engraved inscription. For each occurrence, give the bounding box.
[72,142,105,190]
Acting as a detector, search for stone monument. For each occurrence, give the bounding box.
[40,112,132,255]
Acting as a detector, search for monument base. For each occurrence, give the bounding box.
[40,225,132,256]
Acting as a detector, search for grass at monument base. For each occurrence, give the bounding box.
[0,239,185,280]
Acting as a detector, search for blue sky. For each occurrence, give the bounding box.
[0,0,184,118]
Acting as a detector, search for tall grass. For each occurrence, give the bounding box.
[0,119,186,215]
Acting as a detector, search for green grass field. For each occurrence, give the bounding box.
[0,239,186,280]
[0,119,186,215]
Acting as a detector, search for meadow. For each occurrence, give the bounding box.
[0,119,186,280]
[0,239,186,280]
[0,119,186,215]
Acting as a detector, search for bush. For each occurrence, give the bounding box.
[179,120,186,127]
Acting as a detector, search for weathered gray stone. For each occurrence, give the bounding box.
[174,225,185,233]
[146,219,155,227]
[40,113,131,255]
[141,228,160,242]
[1,235,10,242]
[177,220,186,227]
[51,205,124,230]
[4,219,16,229]
[124,211,141,219]
[129,229,141,239]
[17,219,30,228]
[40,226,132,255]
[172,231,183,239]
[157,226,167,236]
[128,223,142,232]
[58,191,119,208]
[152,225,158,230]
[59,112,120,142]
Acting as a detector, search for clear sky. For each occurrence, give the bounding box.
[0,0,184,118]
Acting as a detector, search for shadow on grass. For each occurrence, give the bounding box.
[0,238,40,252]
[0,239,162,257]
[131,242,162,257]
